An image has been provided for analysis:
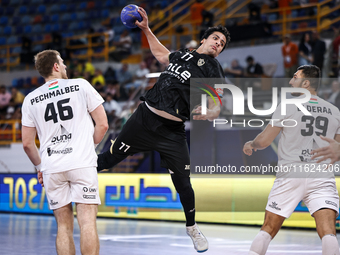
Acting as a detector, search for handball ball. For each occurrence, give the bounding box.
[121,4,142,28]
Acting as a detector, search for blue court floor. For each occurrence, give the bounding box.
[0,213,335,254]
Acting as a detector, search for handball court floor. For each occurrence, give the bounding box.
[0,213,335,255]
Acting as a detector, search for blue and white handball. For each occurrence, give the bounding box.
[120,4,143,28]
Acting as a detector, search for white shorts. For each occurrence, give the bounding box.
[43,167,101,210]
[266,178,339,218]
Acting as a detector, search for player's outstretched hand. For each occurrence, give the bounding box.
[243,141,257,156]
[311,135,340,164]
[37,170,44,187]
[136,7,148,30]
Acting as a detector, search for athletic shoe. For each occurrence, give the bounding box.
[186,223,208,253]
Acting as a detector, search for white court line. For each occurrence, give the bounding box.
[238,249,321,253]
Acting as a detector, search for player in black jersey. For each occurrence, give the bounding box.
[97,7,230,253]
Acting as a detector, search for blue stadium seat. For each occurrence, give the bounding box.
[51,24,60,32]
[7,36,17,45]
[69,22,78,31]
[50,4,59,13]
[61,13,71,22]
[11,17,21,26]
[12,79,18,87]
[44,24,52,33]
[32,44,43,52]
[19,6,28,15]
[60,4,67,12]
[0,17,9,26]
[51,14,59,23]
[71,13,77,20]
[12,47,22,54]
[22,15,32,24]
[78,2,87,10]
[32,24,42,33]
[104,0,113,8]
[24,25,32,34]
[3,26,12,35]
[18,78,25,87]
[0,37,7,45]
[101,9,109,18]
[37,5,46,14]
[78,12,86,20]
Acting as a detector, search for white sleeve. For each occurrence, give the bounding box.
[271,103,295,127]
[21,96,35,127]
[82,79,105,112]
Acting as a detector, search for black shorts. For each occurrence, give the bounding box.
[111,103,190,177]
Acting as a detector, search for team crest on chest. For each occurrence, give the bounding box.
[197,58,205,66]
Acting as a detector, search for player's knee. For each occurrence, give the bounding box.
[171,175,192,195]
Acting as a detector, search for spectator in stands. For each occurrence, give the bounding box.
[224,59,244,78]
[281,34,298,78]
[0,85,11,120]
[278,0,292,16]
[326,80,340,109]
[311,31,326,71]
[103,93,122,128]
[101,24,115,46]
[124,61,150,95]
[116,63,133,100]
[149,3,166,33]
[104,66,117,84]
[190,0,205,27]
[298,32,312,66]
[144,50,161,71]
[110,30,133,62]
[105,81,121,101]
[8,87,24,120]
[245,56,263,77]
[92,69,106,87]
[331,26,340,77]
[245,56,264,90]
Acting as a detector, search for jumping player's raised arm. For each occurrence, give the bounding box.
[136,7,170,66]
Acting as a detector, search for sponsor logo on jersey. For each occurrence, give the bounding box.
[50,200,58,206]
[325,200,337,207]
[197,58,205,66]
[83,187,96,192]
[83,195,96,199]
[268,201,281,211]
[51,125,72,144]
[47,147,73,156]
[49,81,59,90]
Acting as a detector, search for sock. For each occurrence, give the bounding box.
[322,234,340,255]
[249,230,272,255]
[170,174,195,226]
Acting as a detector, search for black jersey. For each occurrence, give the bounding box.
[140,49,225,121]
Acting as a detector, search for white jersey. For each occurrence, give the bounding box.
[22,78,104,174]
[271,95,340,177]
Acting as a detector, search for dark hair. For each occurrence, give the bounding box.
[297,65,320,90]
[34,50,60,78]
[200,25,231,52]
[246,56,254,62]
[299,32,310,45]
